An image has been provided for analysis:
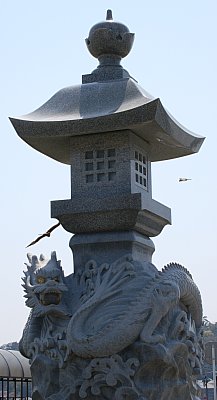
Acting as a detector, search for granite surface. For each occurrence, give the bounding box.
[20,251,204,400]
[10,79,204,164]
[13,9,205,400]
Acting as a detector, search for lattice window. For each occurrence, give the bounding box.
[134,150,148,190]
[84,149,116,183]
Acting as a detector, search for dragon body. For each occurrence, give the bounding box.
[20,253,202,361]
[160,262,202,328]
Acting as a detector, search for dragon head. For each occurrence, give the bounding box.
[22,251,70,318]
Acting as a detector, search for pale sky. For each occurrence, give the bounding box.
[0,0,216,345]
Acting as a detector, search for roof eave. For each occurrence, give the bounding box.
[9,98,205,164]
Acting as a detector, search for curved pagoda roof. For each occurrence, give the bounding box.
[10,10,204,164]
[0,349,31,378]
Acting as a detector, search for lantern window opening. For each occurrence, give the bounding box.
[108,160,115,169]
[84,148,117,184]
[134,149,148,190]
[86,174,94,183]
[85,162,93,171]
[107,149,116,157]
[85,151,93,159]
[97,173,106,182]
[97,161,104,170]
[97,150,105,159]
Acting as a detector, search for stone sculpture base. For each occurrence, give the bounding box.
[19,236,203,400]
[30,339,202,400]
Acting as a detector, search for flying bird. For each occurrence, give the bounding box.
[178,178,192,182]
[26,222,61,248]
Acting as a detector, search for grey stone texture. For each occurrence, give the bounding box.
[9,10,204,166]
[11,9,205,400]
[70,231,156,267]
[51,130,171,236]
[20,252,204,400]
[9,78,204,165]
[9,10,204,238]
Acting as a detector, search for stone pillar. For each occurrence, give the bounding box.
[11,10,205,400]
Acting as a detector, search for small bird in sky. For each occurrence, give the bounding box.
[26,222,61,248]
[178,178,192,182]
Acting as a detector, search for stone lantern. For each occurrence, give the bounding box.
[10,11,204,268]
[10,11,205,400]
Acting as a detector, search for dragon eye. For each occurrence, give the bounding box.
[53,277,59,282]
[37,276,46,284]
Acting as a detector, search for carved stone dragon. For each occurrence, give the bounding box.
[20,252,203,399]
[20,253,202,359]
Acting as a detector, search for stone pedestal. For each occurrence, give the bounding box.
[70,231,155,268]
